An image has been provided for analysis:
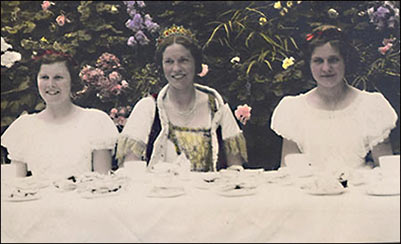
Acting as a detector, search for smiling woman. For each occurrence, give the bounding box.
[270,25,398,175]
[0,49,119,179]
[116,25,248,172]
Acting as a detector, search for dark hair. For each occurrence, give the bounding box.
[155,33,203,79]
[32,49,82,95]
[303,25,359,80]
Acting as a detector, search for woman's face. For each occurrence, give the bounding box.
[37,61,72,105]
[162,43,196,90]
[310,42,345,89]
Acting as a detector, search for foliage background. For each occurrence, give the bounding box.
[1,1,400,169]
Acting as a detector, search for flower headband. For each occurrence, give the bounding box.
[156,24,195,48]
[306,26,342,42]
[32,49,77,66]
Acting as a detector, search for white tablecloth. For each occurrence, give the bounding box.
[1,171,400,243]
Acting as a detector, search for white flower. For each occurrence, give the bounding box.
[1,51,22,68]
[1,37,12,52]
[230,56,240,64]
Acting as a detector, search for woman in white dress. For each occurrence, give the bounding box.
[1,49,119,179]
[116,25,247,172]
[271,25,398,173]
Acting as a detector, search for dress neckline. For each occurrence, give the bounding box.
[301,87,363,115]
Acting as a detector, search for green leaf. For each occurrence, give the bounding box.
[264,60,273,71]
[259,33,284,50]
[246,60,257,76]
[204,23,224,47]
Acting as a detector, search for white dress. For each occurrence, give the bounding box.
[271,89,398,172]
[1,107,119,179]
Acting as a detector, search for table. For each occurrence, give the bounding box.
[1,171,400,243]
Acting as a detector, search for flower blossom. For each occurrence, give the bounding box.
[96,52,121,72]
[378,37,396,55]
[328,8,339,18]
[41,1,54,11]
[235,104,252,125]
[1,51,22,68]
[198,64,209,77]
[282,57,295,70]
[1,37,12,52]
[259,17,267,26]
[274,1,282,9]
[135,30,150,45]
[56,14,70,26]
[230,56,240,64]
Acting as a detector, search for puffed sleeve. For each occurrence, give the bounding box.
[116,96,156,162]
[270,96,303,145]
[219,103,248,162]
[88,109,119,152]
[363,92,398,151]
[1,113,32,162]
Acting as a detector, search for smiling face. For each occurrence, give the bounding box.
[162,43,196,90]
[37,61,72,105]
[310,42,345,89]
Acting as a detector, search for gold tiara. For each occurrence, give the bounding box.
[156,24,195,47]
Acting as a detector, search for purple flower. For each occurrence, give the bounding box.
[123,1,136,9]
[128,8,137,18]
[127,36,137,47]
[135,30,150,45]
[144,14,160,33]
[375,6,390,18]
[132,13,143,30]
[136,1,145,8]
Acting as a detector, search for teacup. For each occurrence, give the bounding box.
[379,155,400,177]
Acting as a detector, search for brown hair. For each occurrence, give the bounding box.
[304,25,359,79]
[32,49,82,95]
[155,33,203,79]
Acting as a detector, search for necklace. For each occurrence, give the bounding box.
[169,91,197,117]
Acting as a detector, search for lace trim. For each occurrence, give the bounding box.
[224,133,248,162]
[116,136,146,164]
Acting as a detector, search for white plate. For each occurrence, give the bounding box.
[80,190,121,199]
[366,186,400,196]
[303,187,346,196]
[216,187,257,197]
[3,193,41,202]
[147,187,185,198]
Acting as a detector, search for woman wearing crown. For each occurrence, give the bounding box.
[116,25,248,172]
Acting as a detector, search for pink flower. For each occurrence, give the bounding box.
[121,80,129,88]
[118,107,127,116]
[234,104,252,125]
[197,64,209,77]
[56,14,70,26]
[110,84,122,95]
[108,71,122,84]
[110,108,118,115]
[41,1,54,11]
[378,43,393,55]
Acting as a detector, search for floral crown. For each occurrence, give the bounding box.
[32,49,77,66]
[306,26,342,42]
[156,24,195,48]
